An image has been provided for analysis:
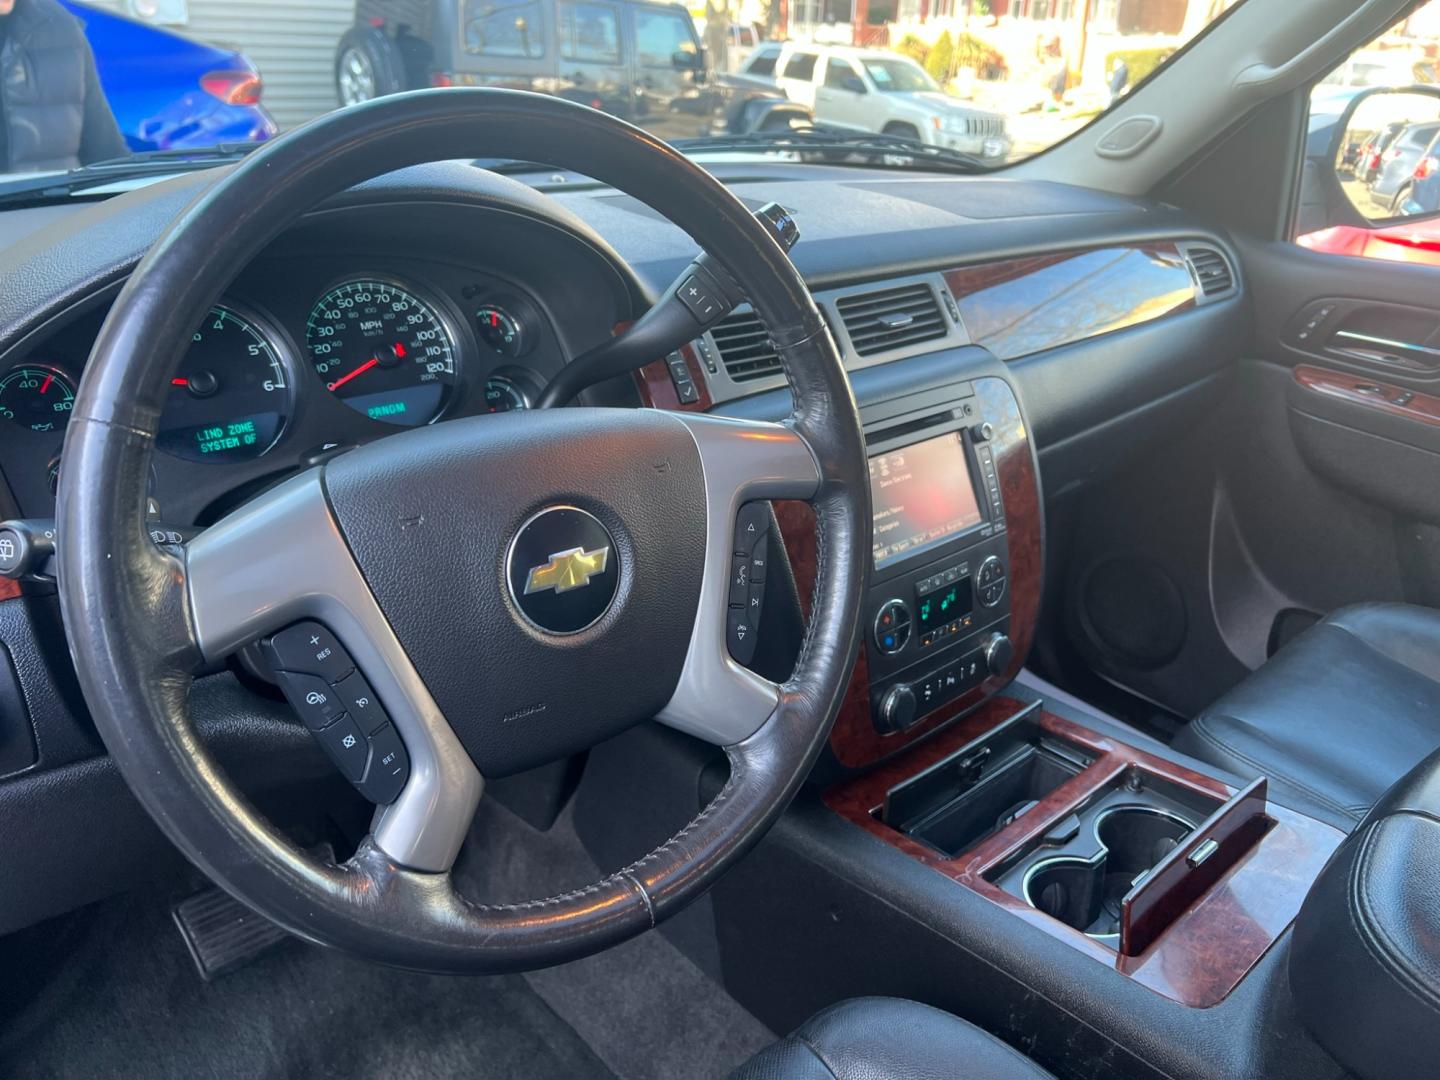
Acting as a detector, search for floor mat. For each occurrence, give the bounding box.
[456,800,776,1080]
[0,891,615,1080]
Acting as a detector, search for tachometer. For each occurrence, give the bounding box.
[157,304,293,463]
[0,365,74,433]
[306,278,458,426]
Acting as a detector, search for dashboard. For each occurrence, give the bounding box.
[0,156,1252,938]
[0,199,636,525]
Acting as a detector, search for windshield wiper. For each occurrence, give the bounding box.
[0,143,258,208]
[671,130,993,173]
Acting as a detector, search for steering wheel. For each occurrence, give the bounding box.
[56,90,868,973]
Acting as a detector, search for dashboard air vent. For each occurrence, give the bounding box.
[836,283,947,357]
[1185,246,1235,297]
[710,309,781,383]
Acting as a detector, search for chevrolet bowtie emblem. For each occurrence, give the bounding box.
[524,545,611,595]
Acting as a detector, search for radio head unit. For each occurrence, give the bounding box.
[861,387,1013,738]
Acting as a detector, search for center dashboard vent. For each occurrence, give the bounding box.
[835,282,947,357]
[710,309,781,383]
[1183,245,1235,298]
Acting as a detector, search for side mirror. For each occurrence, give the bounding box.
[1329,86,1440,224]
[842,74,867,94]
[672,48,700,71]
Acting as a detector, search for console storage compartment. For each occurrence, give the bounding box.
[880,704,1095,857]
[823,698,1338,1006]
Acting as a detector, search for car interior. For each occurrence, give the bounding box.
[4,0,1440,1078]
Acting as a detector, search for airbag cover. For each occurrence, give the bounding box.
[323,408,706,775]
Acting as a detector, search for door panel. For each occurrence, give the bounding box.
[1041,235,1440,723]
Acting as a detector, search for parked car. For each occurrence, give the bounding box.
[1368,119,1440,212]
[721,21,764,73]
[62,0,276,154]
[1354,121,1406,184]
[1317,48,1431,88]
[741,42,1011,160]
[1399,128,1440,215]
[334,0,807,141]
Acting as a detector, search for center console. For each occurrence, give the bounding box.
[775,372,1042,770]
[864,418,1012,736]
[824,696,1346,1008]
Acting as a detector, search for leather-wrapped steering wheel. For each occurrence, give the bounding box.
[57,89,868,973]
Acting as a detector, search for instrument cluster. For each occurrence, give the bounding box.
[2,259,568,521]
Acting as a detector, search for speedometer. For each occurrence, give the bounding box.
[306,278,458,426]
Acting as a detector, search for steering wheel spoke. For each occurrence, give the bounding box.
[656,414,820,746]
[184,470,482,873]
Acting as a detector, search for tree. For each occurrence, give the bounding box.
[927,30,955,85]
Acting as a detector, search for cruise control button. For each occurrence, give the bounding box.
[314,714,369,782]
[333,669,387,734]
[274,671,345,731]
[357,724,410,805]
[265,622,353,682]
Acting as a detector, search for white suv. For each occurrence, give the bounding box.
[742,43,1010,160]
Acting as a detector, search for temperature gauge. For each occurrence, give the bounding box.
[483,374,530,413]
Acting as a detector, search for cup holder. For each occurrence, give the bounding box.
[1022,806,1194,940]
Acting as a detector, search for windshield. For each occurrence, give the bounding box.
[10,0,1249,185]
[861,58,938,93]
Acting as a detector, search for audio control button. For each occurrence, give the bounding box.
[876,684,917,734]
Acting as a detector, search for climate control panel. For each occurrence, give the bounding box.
[865,529,1012,737]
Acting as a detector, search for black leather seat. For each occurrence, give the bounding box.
[1173,604,1440,831]
[729,997,1055,1080]
[1289,747,1440,1080]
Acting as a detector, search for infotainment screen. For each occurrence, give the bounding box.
[869,432,983,569]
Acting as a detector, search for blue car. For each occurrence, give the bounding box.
[61,1,276,154]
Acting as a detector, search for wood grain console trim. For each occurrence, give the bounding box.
[823,701,1346,1008]
[1293,363,1440,428]
[943,243,1196,361]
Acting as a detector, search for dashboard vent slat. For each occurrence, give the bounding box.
[711,309,782,383]
[1184,246,1235,298]
[836,283,948,357]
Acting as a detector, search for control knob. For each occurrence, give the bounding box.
[876,683,918,734]
[873,598,911,656]
[983,632,1015,677]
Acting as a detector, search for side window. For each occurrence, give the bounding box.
[824,58,859,90]
[558,2,620,64]
[746,50,778,77]
[782,52,817,82]
[1297,0,1440,262]
[463,0,545,58]
[634,9,695,68]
